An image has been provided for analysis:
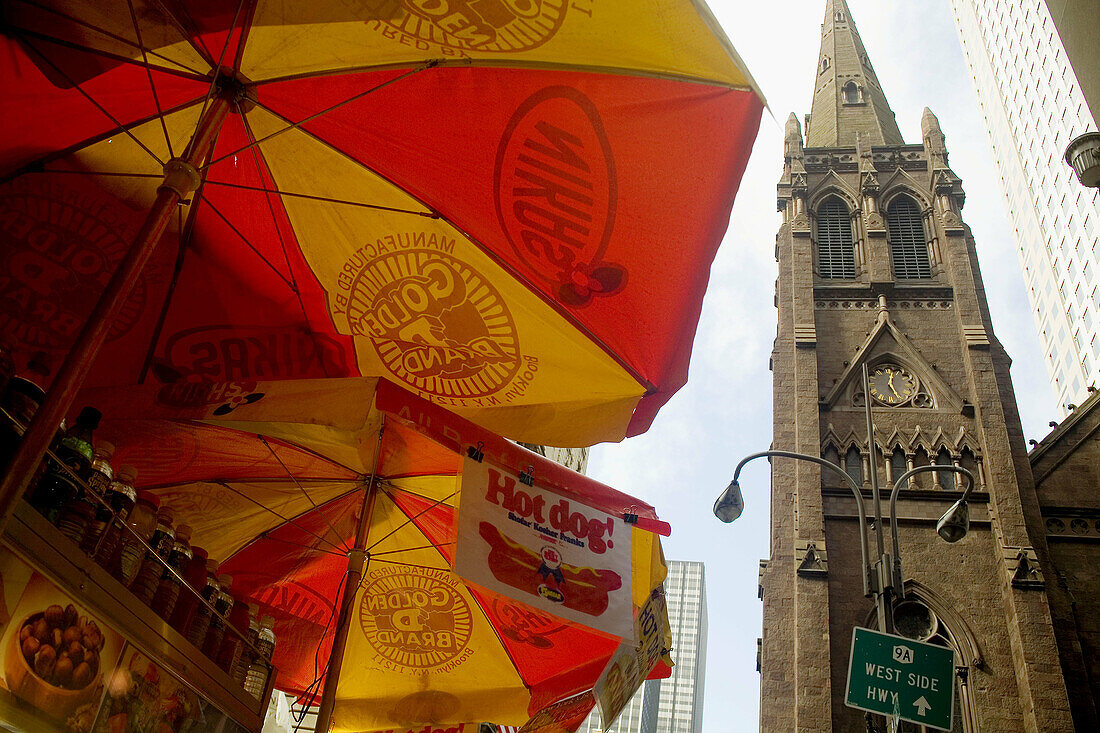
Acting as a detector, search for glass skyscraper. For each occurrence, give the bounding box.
[949,0,1100,414]
[577,560,708,733]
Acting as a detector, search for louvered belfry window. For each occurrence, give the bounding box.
[816,197,855,278]
[887,196,932,279]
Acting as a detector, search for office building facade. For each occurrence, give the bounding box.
[949,0,1100,414]
[577,560,707,733]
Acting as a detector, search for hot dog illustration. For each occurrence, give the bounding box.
[479,522,621,617]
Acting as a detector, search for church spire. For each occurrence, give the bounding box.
[805,0,904,148]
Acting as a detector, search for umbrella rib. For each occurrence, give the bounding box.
[0,94,207,186]
[126,0,175,159]
[196,191,297,290]
[138,476,360,491]
[364,487,458,554]
[368,541,455,558]
[23,42,167,168]
[202,60,439,171]
[259,434,354,552]
[464,574,529,684]
[200,180,438,217]
[186,0,249,143]
[212,480,347,554]
[137,163,206,384]
[248,57,756,92]
[7,2,209,76]
[235,110,348,381]
[239,112,298,281]
[221,484,364,564]
[256,533,346,558]
[26,170,162,179]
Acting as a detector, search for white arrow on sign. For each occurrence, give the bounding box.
[913,696,932,716]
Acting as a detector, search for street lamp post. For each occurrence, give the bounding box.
[714,365,977,635]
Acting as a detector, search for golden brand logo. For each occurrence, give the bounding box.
[344,248,520,398]
[495,87,624,307]
[358,569,473,669]
[366,0,569,53]
[0,179,153,357]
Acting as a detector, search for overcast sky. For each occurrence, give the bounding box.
[587,1,1059,729]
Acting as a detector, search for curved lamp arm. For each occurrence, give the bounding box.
[718,450,871,596]
[887,465,975,596]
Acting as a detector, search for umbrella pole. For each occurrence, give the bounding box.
[315,423,383,732]
[0,95,232,532]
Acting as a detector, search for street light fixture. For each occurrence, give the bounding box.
[936,499,970,543]
[715,364,979,633]
[1064,131,1100,188]
[713,479,744,523]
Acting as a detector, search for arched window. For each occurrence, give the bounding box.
[959,447,980,488]
[936,447,955,490]
[843,81,861,105]
[890,597,974,732]
[845,446,863,486]
[823,444,842,486]
[816,197,855,278]
[887,196,932,278]
[821,56,830,73]
[891,448,907,484]
[911,446,930,488]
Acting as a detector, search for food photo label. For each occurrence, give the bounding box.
[0,548,124,731]
[455,458,633,639]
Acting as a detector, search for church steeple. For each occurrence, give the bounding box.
[806,0,904,147]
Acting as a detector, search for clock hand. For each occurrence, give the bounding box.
[888,371,900,399]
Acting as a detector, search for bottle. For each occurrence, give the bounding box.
[54,415,107,543]
[132,507,175,606]
[79,442,116,555]
[244,615,277,699]
[232,603,260,685]
[30,406,100,524]
[186,560,220,649]
[0,342,13,399]
[111,489,157,586]
[217,594,250,676]
[152,524,192,621]
[170,546,209,636]
[0,354,48,471]
[94,465,139,572]
[202,574,234,661]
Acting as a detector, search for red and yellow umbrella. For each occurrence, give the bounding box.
[84,377,672,732]
[0,0,763,450]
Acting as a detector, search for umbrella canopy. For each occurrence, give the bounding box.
[82,377,671,731]
[0,0,763,447]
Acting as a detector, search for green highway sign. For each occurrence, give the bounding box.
[845,627,956,731]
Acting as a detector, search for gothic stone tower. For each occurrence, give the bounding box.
[758,1,1080,730]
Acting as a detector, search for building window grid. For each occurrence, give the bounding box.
[953,0,1100,413]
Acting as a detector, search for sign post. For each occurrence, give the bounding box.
[845,627,956,731]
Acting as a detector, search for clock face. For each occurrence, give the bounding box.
[867,365,918,405]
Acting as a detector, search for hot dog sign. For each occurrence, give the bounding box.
[455,459,633,640]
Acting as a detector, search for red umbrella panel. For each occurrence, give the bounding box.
[83,377,672,731]
[0,0,764,448]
